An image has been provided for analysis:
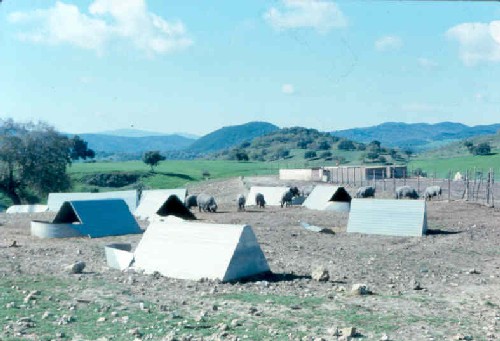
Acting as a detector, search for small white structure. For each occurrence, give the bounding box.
[246,186,289,206]
[302,185,351,212]
[279,168,324,181]
[6,205,48,214]
[135,189,187,220]
[133,221,270,282]
[31,199,142,238]
[347,199,427,237]
[47,190,138,213]
[453,172,464,181]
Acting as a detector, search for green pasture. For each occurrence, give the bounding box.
[69,160,280,191]
[409,153,500,179]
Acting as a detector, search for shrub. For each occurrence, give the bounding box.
[304,151,317,159]
[84,173,140,188]
[472,142,491,155]
[338,140,356,151]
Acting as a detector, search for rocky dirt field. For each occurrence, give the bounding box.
[0,176,499,341]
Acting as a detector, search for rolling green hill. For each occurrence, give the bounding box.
[187,121,279,154]
[212,127,407,166]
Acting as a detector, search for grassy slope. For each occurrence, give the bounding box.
[69,160,281,191]
[409,134,500,178]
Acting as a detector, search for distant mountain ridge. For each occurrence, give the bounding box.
[83,128,199,139]
[187,121,279,153]
[332,122,500,151]
[75,133,196,154]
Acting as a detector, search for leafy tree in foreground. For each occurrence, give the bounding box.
[142,150,166,172]
[0,119,72,204]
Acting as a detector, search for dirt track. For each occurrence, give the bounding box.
[0,176,499,340]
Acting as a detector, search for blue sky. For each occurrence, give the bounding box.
[1,0,500,136]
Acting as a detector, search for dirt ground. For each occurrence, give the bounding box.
[0,176,499,341]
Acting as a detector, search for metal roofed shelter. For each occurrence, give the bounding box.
[134,189,188,220]
[47,190,138,213]
[302,185,352,212]
[246,186,290,206]
[6,205,48,214]
[133,221,271,282]
[31,199,142,238]
[347,199,427,237]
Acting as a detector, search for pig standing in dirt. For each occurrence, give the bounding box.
[356,186,376,198]
[184,195,198,209]
[395,186,419,199]
[424,186,442,201]
[237,194,246,211]
[255,193,266,208]
[197,193,218,212]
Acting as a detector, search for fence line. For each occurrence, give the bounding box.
[327,167,497,207]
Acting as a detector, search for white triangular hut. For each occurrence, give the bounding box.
[31,199,142,238]
[47,190,138,213]
[133,221,270,282]
[134,189,188,220]
[6,205,48,214]
[246,186,289,206]
[302,185,351,212]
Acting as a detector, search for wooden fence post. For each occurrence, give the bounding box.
[447,170,451,202]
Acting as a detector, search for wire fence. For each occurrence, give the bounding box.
[328,167,497,207]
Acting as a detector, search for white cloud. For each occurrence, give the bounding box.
[446,21,500,65]
[8,0,192,55]
[282,84,295,94]
[417,57,438,68]
[374,35,402,52]
[264,0,347,33]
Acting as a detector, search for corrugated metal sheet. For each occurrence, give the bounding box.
[246,186,289,206]
[135,189,187,220]
[51,199,142,238]
[347,199,427,237]
[47,190,138,213]
[6,205,48,214]
[134,222,270,282]
[303,185,351,210]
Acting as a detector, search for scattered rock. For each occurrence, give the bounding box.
[341,327,356,337]
[128,328,142,337]
[452,334,473,340]
[65,261,86,274]
[311,267,330,282]
[468,268,481,275]
[23,290,40,304]
[42,311,53,320]
[97,317,107,322]
[412,280,423,291]
[8,240,19,248]
[55,315,74,325]
[380,334,390,341]
[350,284,372,296]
